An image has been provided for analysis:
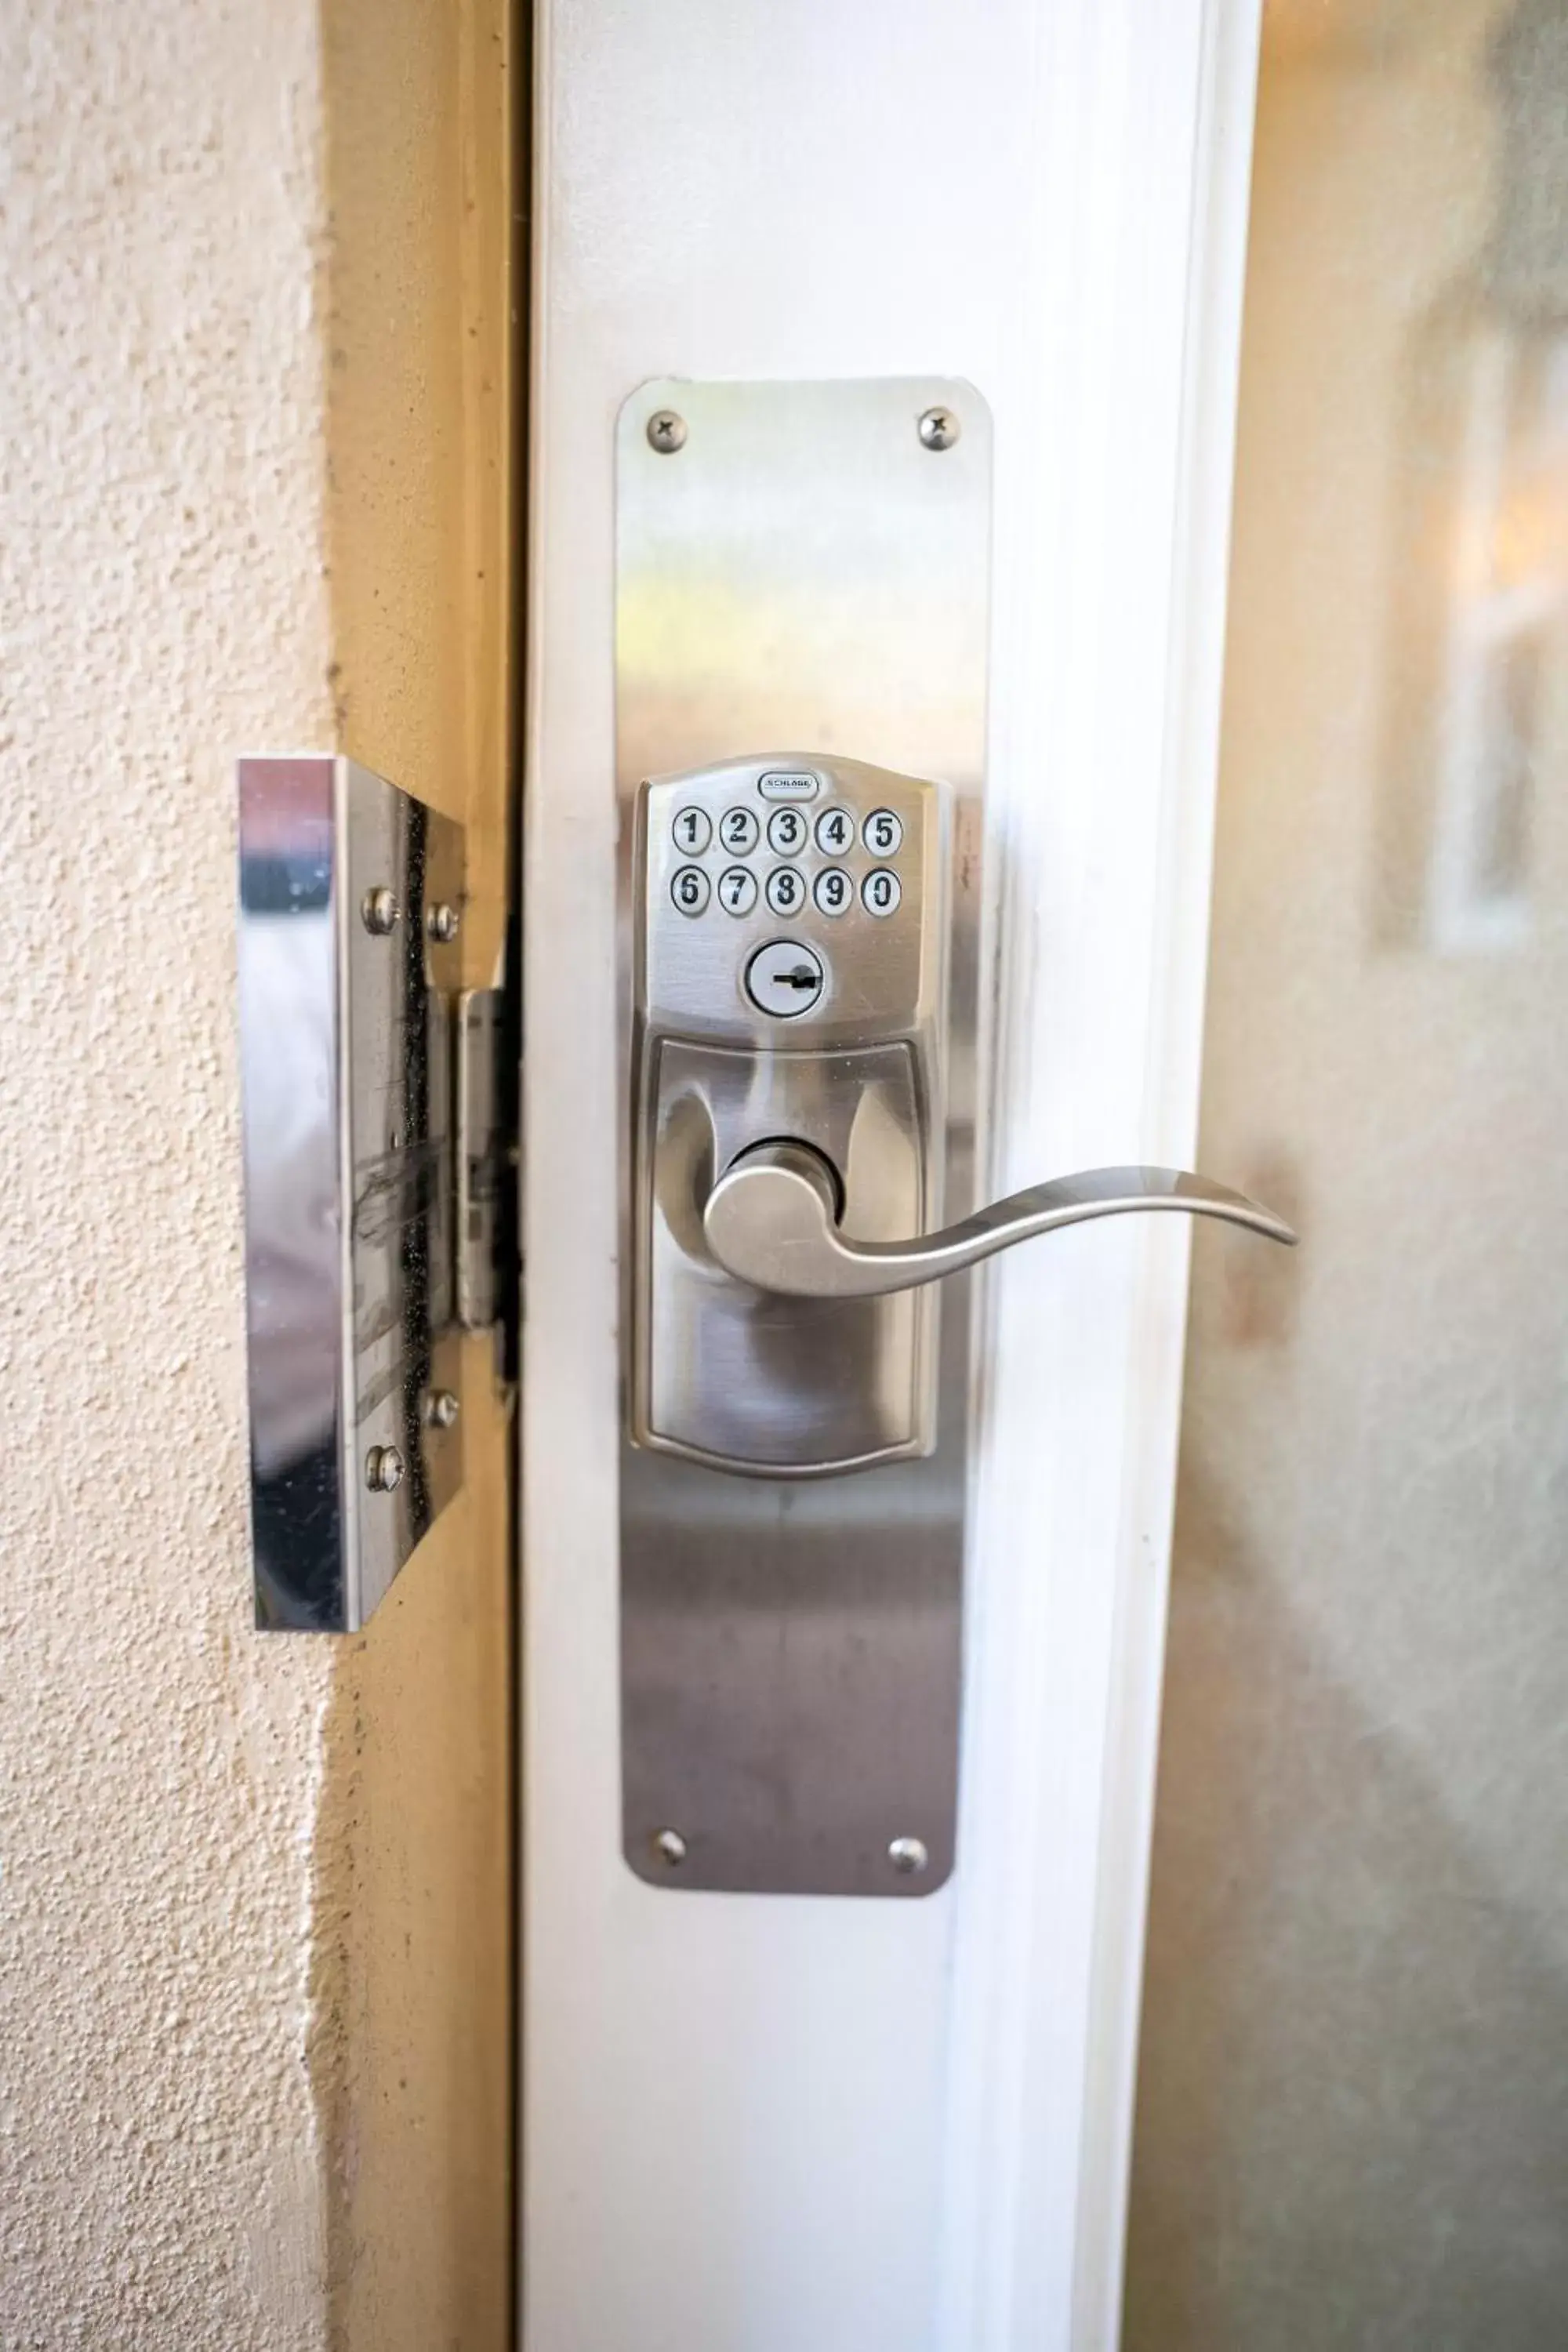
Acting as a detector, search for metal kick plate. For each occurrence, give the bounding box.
[617,378,991,1894]
[237,756,468,1632]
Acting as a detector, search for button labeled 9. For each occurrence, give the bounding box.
[813,867,851,917]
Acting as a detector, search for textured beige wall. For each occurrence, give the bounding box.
[0,2,514,2344]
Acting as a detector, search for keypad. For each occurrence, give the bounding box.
[662,786,913,1001]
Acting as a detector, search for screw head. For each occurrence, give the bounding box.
[365,1444,405,1494]
[652,1828,688,1868]
[361,885,400,935]
[424,1388,460,1431]
[887,1835,930,1876]
[917,405,960,452]
[647,408,688,455]
[426,900,460,944]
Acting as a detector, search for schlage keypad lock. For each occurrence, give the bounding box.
[630,753,1293,1482]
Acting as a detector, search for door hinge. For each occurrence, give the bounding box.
[237,756,518,1631]
[455,982,516,1336]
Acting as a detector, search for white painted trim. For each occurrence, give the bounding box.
[934,8,1261,2346]
[521,5,1261,2347]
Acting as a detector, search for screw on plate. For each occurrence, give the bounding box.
[917,406,960,452]
[365,1444,405,1494]
[361,885,400,935]
[423,1388,460,1431]
[887,1835,930,1876]
[426,901,460,943]
[652,1828,688,1867]
[647,408,688,455]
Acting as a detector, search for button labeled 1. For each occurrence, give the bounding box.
[744,938,825,1018]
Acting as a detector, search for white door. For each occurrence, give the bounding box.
[521,1,1568,2346]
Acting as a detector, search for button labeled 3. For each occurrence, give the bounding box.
[744,938,825,1018]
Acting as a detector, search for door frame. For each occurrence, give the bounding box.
[521,3,1261,2343]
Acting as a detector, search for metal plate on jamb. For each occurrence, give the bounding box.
[616,378,991,1894]
[237,756,467,1631]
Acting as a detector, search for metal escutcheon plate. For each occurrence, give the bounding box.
[615,378,991,1894]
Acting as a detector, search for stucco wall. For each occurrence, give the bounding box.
[0,3,514,2344]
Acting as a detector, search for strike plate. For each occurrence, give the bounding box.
[616,378,991,1894]
[238,756,475,1632]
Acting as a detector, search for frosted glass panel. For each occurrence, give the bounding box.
[1125,5,1568,2346]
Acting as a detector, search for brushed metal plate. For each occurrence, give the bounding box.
[237,756,468,1631]
[616,379,991,1894]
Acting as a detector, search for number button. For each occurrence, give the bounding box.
[812,866,851,917]
[862,867,902,918]
[814,805,854,856]
[673,806,711,855]
[670,865,711,916]
[719,805,759,855]
[766,807,808,857]
[765,866,806,916]
[862,808,903,857]
[717,866,758,916]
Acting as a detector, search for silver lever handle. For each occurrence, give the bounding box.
[704,1139,1296,1299]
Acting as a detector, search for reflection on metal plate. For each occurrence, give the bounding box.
[237,757,470,1632]
[616,378,991,1893]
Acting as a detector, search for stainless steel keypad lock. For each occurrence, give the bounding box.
[630,752,1292,1481]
